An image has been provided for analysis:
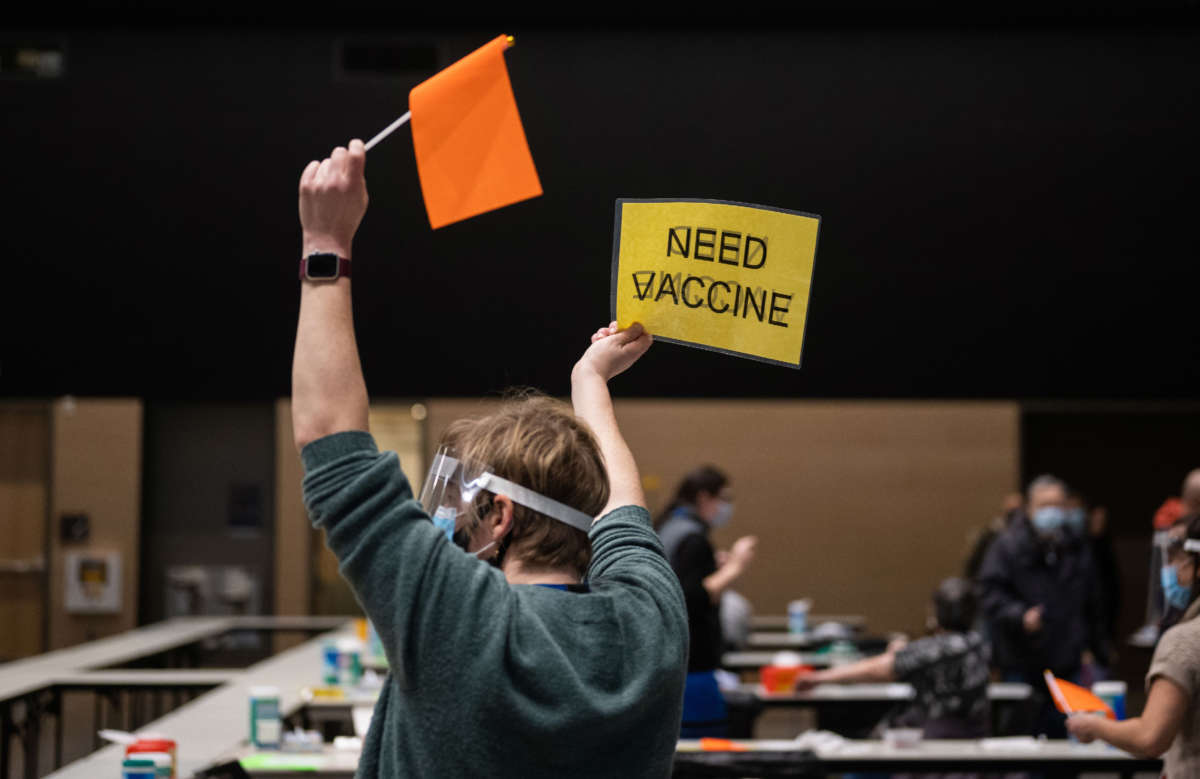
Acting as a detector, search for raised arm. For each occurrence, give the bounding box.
[571,321,653,515]
[292,140,371,451]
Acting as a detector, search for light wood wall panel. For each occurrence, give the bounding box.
[427,398,1018,637]
[48,398,142,649]
[277,401,426,618]
[0,404,50,660]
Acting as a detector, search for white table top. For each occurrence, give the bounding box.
[751,614,867,630]
[0,616,352,703]
[51,669,242,687]
[721,650,840,669]
[234,737,1150,775]
[747,630,887,649]
[743,681,1033,702]
[44,625,355,779]
[677,737,1148,762]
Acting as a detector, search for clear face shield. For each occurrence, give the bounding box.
[418,446,595,558]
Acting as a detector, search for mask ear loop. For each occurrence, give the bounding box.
[467,494,512,562]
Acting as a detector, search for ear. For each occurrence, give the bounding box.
[486,494,515,543]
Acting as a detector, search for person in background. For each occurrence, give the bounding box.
[1064,491,1121,684]
[1157,517,1194,633]
[963,492,1023,581]
[1183,469,1200,516]
[657,467,757,737]
[977,474,1110,738]
[796,577,991,738]
[1068,515,1200,777]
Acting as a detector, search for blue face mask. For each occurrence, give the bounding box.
[710,500,734,529]
[432,506,457,542]
[1064,507,1086,535]
[1162,565,1193,611]
[1031,506,1066,534]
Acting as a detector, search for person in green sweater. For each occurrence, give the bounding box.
[291,139,688,778]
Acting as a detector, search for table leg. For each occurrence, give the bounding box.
[19,696,42,779]
[92,693,102,751]
[1,700,12,779]
[52,689,62,770]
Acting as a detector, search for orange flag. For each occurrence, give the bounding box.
[1043,670,1115,719]
[409,35,542,229]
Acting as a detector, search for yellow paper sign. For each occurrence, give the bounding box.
[611,198,820,368]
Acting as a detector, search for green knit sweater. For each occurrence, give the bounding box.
[302,431,688,778]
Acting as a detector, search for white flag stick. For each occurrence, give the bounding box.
[364,111,411,152]
[1043,669,1073,714]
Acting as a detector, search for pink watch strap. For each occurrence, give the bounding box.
[299,254,352,281]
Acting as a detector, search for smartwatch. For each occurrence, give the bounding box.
[299,252,352,281]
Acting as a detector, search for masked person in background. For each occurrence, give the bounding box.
[977,475,1110,738]
[293,141,688,778]
[1069,515,1200,777]
[657,466,757,736]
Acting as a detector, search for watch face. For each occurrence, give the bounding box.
[306,253,339,278]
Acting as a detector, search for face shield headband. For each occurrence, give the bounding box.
[418,448,595,550]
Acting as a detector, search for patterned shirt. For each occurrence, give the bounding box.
[891,631,991,736]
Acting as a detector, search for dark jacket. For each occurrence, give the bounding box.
[658,509,723,672]
[977,515,1110,676]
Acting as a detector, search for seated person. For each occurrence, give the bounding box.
[796,577,991,738]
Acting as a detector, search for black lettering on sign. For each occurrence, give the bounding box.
[681,276,705,308]
[667,227,690,258]
[632,271,656,300]
[718,232,741,266]
[708,281,731,313]
[769,291,792,327]
[694,228,716,261]
[742,286,766,322]
[655,272,680,304]
[744,235,767,269]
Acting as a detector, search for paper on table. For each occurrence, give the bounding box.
[352,706,374,738]
[240,753,329,769]
[980,737,1042,752]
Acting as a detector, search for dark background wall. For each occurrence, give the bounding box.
[3,8,1199,400]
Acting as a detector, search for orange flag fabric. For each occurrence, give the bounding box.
[409,35,542,229]
[1043,671,1115,719]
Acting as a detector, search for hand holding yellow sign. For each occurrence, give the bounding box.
[610,198,820,368]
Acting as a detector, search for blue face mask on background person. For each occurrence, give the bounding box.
[1031,506,1066,533]
[710,500,734,529]
[1064,507,1086,535]
[1162,565,1192,611]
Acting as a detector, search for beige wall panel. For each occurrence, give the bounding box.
[49,398,142,649]
[293,401,426,616]
[274,399,309,619]
[0,404,49,659]
[427,398,1018,637]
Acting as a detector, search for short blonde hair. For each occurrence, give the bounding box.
[440,391,608,576]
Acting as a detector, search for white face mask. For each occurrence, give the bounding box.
[710,500,734,529]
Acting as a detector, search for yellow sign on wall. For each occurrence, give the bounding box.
[611,198,820,368]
